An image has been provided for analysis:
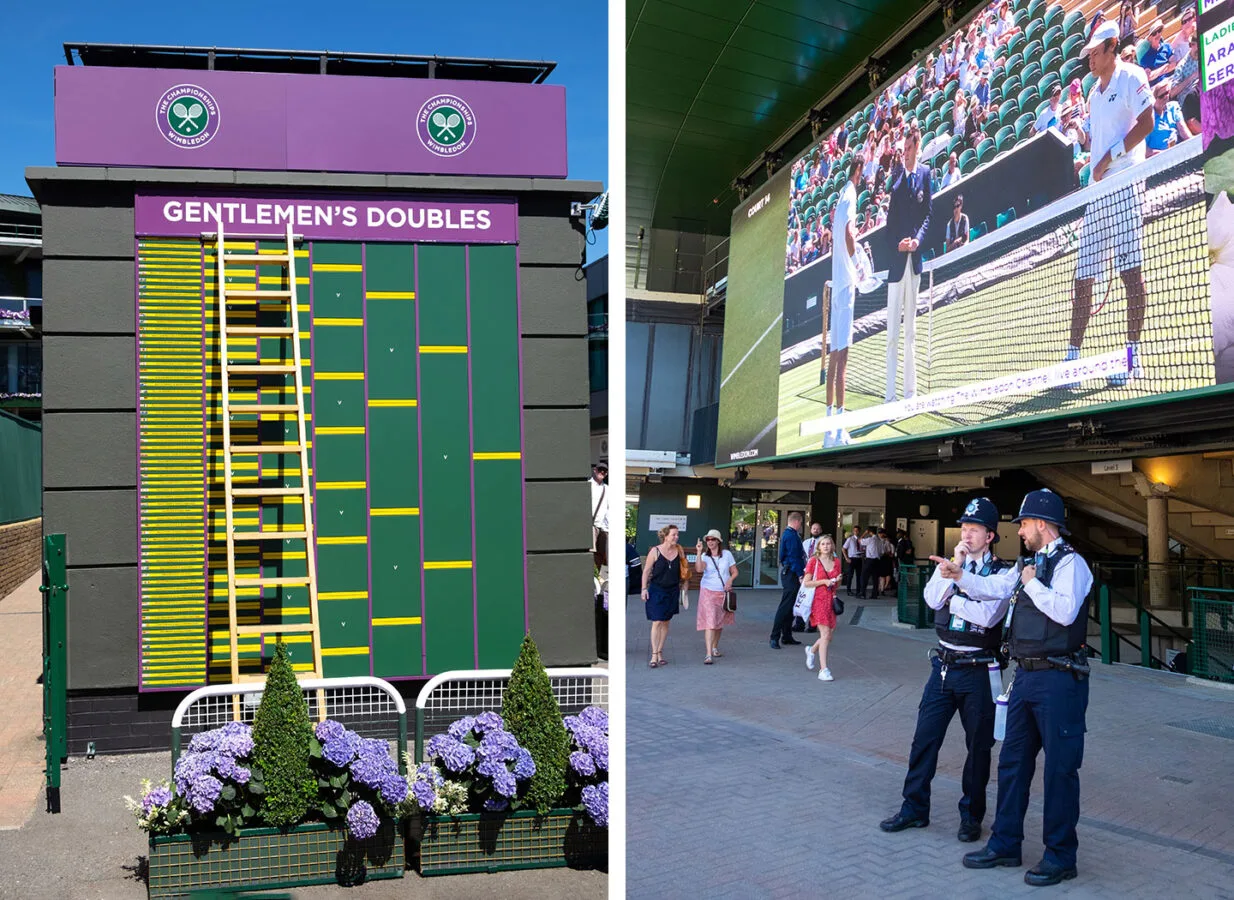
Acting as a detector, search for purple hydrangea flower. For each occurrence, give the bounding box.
[142,784,173,814]
[349,738,398,788]
[581,782,608,828]
[427,735,476,774]
[591,740,609,772]
[562,715,582,736]
[569,751,597,777]
[410,779,436,811]
[477,729,520,762]
[322,729,360,768]
[231,765,251,785]
[483,798,510,812]
[415,762,443,786]
[579,706,608,731]
[476,756,508,781]
[346,800,380,840]
[473,711,504,735]
[512,748,536,781]
[315,719,346,745]
[379,773,409,806]
[492,771,518,799]
[187,774,223,815]
[446,716,477,739]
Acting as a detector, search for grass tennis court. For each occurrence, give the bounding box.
[775,197,1214,457]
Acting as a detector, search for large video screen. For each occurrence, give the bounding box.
[717,0,1223,465]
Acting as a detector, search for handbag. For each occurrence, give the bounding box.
[833,595,846,616]
[707,554,738,613]
[677,550,691,609]
[792,559,815,621]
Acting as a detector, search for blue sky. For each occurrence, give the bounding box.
[2,0,608,260]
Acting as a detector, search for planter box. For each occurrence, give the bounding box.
[410,808,606,875]
[147,819,404,898]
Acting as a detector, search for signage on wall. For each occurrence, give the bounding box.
[648,514,688,532]
[55,66,567,178]
[1091,459,1134,475]
[134,193,518,243]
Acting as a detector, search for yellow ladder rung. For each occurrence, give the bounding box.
[227,364,297,374]
[232,576,311,587]
[232,529,309,540]
[234,623,317,635]
[229,444,303,454]
[226,326,295,336]
[229,404,300,414]
[223,254,290,264]
[226,289,293,299]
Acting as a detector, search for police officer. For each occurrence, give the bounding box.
[880,498,1012,843]
[963,489,1093,887]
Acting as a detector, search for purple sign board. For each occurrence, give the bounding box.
[56,66,567,178]
[134,193,518,243]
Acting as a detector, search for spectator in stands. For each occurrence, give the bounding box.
[992,0,1018,45]
[965,103,988,151]
[1169,32,1199,102]
[1087,9,1108,42]
[974,35,992,72]
[1146,82,1191,155]
[953,92,970,139]
[934,46,949,87]
[1061,104,1090,176]
[975,66,992,111]
[1034,85,1065,133]
[1170,5,1196,63]
[941,152,962,189]
[1068,78,1087,121]
[1139,22,1175,86]
[946,194,970,251]
[1118,0,1138,49]
[819,226,832,258]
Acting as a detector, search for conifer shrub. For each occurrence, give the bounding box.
[501,635,569,814]
[251,641,317,826]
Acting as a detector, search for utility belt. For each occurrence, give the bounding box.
[930,647,996,667]
[1013,650,1090,679]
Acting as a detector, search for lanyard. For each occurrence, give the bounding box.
[1004,551,1046,630]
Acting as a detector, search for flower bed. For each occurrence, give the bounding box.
[411,807,605,875]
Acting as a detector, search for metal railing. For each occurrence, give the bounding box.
[897,562,935,628]
[170,676,407,771]
[1189,591,1234,683]
[413,668,608,763]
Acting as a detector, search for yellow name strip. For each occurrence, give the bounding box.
[314,372,365,380]
[419,346,468,354]
[367,399,417,407]
[313,318,363,326]
[315,426,366,435]
[474,452,522,460]
[312,264,363,272]
[318,536,368,545]
[322,647,370,656]
[319,591,368,601]
[424,560,473,570]
[370,507,420,516]
[366,291,416,299]
[372,617,422,626]
[317,481,367,490]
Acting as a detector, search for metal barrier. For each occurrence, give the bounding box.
[170,676,407,771]
[41,534,68,813]
[897,563,934,628]
[413,668,609,763]
[1189,591,1234,683]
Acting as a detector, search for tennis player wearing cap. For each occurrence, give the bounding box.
[884,120,932,403]
[822,149,866,448]
[1066,20,1154,388]
[880,498,1012,844]
[962,489,1094,887]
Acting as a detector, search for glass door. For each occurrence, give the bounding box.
[756,504,810,587]
[729,503,757,588]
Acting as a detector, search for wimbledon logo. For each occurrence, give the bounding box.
[155,84,220,149]
[416,94,476,157]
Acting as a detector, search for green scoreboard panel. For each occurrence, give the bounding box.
[136,237,527,690]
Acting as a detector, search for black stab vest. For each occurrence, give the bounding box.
[934,554,1013,651]
[1009,541,1089,658]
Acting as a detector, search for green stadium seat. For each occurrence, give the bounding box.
[1079,164,1090,187]
[805,205,818,222]
[1043,25,1064,53]
[1040,72,1061,97]
[1060,57,1086,87]
[989,88,1003,107]
[995,124,1015,146]
[857,190,871,210]
[1082,72,1096,97]
[1027,0,1044,22]
[1000,99,1020,125]
[1007,33,1027,56]
[958,147,976,171]
[992,64,1006,85]
[1025,19,1045,45]
[998,131,1019,152]
[1036,97,1053,116]
[969,221,988,241]
[1004,53,1024,76]
[1020,85,1040,111]
[1062,33,1084,60]
[930,90,945,113]
[907,87,921,108]
[940,99,955,122]
[1021,61,1041,87]
[1044,3,1063,32]
[915,100,929,121]
[1041,48,1062,75]
[1015,112,1036,137]
[996,207,1017,228]
[1002,75,1022,98]
[961,155,978,176]
[926,110,942,132]
[948,133,965,155]
[976,138,996,164]
[922,247,936,263]
[986,116,1002,139]
[1023,39,1043,63]
[1063,9,1085,39]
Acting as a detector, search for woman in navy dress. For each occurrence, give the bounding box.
[640,524,685,667]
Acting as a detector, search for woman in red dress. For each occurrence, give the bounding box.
[802,535,843,681]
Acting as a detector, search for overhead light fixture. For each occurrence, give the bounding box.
[686,494,701,509]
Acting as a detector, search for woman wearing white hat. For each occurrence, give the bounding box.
[694,529,737,665]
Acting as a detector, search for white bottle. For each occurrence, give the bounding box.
[989,661,1008,741]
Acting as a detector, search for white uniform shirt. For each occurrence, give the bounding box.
[924,551,1012,651]
[590,477,608,531]
[699,550,736,592]
[949,537,1094,628]
[860,534,881,559]
[832,182,857,292]
[843,534,862,559]
[1087,61,1151,180]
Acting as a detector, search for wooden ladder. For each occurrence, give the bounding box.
[212,221,324,701]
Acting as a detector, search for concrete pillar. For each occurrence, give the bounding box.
[1146,495,1170,608]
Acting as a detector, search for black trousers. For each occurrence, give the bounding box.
[771,572,799,641]
[861,558,881,596]
[846,558,862,593]
[899,656,996,824]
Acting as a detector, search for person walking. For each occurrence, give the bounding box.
[640,524,690,668]
[880,498,1012,843]
[802,535,843,682]
[771,513,806,649]
[962,489,1094,887]
[590,461,609,568]
[883,120,932,402]
[694,529,737,665]
[843,527,863,596]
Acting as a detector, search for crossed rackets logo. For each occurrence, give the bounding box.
[417,94,476,157]
[155,84,220,148]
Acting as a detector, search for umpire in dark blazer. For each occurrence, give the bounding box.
[884,121,932,404]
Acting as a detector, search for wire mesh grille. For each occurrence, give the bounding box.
[1191,597,1234,683]
[416,811,605,875]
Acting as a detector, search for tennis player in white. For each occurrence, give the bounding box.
[1069,21,1154,387]
[824,151,865,448]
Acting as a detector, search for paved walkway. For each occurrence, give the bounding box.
[627,588,1234,899]
[0,573,46,831]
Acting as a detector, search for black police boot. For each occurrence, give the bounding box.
[879,811,928,832]
[1024,861,1077,886]
[957,820,981,842]
[962,845,1022,869]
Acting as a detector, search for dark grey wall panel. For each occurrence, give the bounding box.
[523,409,591,481]
[44,490,138,567]
[43,413,137,489]
[42,259,136,334]
[42,336,136,410]
[518,196,586,265]
[526,551,596,665]
[66,566,140,690]
[521,338,588,407]
[517,266,587,336]
[525,481,591,552]
[41,202,135,258]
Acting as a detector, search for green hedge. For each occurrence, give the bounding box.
[0,409,40,525]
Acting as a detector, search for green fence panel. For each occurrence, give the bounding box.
[0,408,41,525]
[1191,595,1234,683]
[897,563,933,628]
[42,533,67,813]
